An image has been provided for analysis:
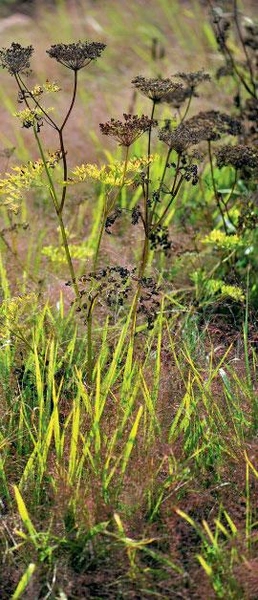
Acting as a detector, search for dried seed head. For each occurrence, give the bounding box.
[161,71,210,108]
[105,208,122,234]
[46,40,106,71]
[99,113,157,146]
[132,76,183,102]
[148,225,172,254]
[244,98,258,122]
[174,69,211,89]
[0,42,34,75]
[159,124,205,153]
[242,98,258,144]
[216,144,258,170]
[159,110,241,153]
[185,110,242,140]
[138,276,161,330]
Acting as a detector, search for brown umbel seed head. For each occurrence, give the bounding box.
[161,71,210,108]
[216,144,258,170]
[159,110,242,153]
[0,42,34,75]
[174,69,211,89]
[46,41,106,71]
[99,113,157,146]
[132,76,183,102]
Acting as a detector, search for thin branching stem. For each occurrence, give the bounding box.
[150,146,172,224]
[60,69,78,131]
[154,175,184,229]
[34,127,79,299]
[220,167,239,229]
[0,233,39,284]
[58,130,68,214]
[15,72,80,298]
[86,294,98,384]
[93,145,130,272]
[152,152,183,229]
[16,74,57,129]
[233,0,257,98]
[145,101,156,233]
[208,140,228,234]
[59,70,78,213]
[180,89,194,122]
[129,103,157,339]
[93,217,106,273]
[214,12,255,97]
[0,317,45,364]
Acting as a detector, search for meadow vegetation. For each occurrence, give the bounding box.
[0,0,258,598]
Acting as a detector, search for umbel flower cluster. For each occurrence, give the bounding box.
[70,156,155,187]
[68,267,161,330]
[216,144,258,171]
[0,42,34,75]
[132,71,211,109]
[159,110,242,153]
[99,113,157,147]
[72,266,134,315]
[175,70,211,89]
[132,76,183,102]
[46,41,106,71]
[161,70,211,108]
[0,40,106,76]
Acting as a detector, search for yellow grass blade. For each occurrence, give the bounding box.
[13,485,37,539]
[121,405,143,474]
[11,563,36,600]
[197,554,213,577]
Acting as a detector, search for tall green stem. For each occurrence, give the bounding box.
[150,146,172,225]
[87,146,131,382]
[86,295,97,385]
[145,101,156,233]
[130,102,157,342]
[93,145,130,272]
[15,71,80,297]
[208,140,228,234]
[152,152,183,230]
[34,128,79,299]
[138,235,150,279]
[180,90,194,123]
[129,235,150,344]
[93,216,106,273]
[16,74,57,129]
[211,5,255,98]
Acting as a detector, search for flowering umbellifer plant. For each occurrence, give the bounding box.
[0,40,106,301]
[1,18,254,382]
